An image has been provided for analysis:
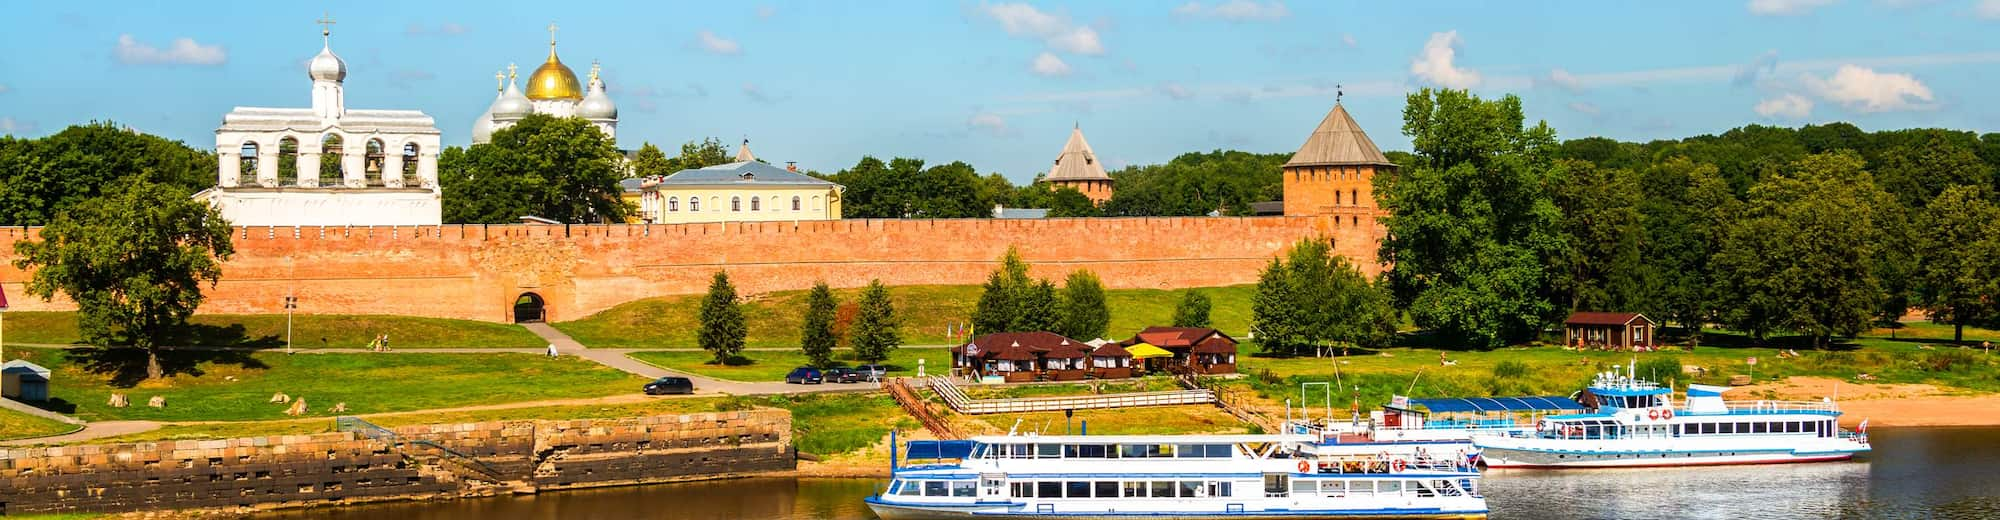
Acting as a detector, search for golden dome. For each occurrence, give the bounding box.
[525,47,583,101]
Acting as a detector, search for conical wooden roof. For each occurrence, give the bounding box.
[1284,103,1394,168]
[1046,126,1110,181]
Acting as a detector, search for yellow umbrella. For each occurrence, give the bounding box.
[1126,343,1173,359]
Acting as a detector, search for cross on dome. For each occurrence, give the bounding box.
[317,12,336,40]
[548,22,559,47]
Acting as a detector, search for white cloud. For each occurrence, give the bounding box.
[1978,0,2000,18]
[757,5,777,18]
[0,116,33,135]
[1802,65,1934,112]
[1733,50,1780,86]
[1409,31,1480,89]
[1748,0,1836,15]
[114,34,225,66]
[695,30,742,55]
[742,82,778,104]
[1754,93,1815,118]
[441,23,467,35]
[1546,68,1583,92]
[1567,101,1601,116]
[977,3,1105,55]
[967,111,1015,137]
[1158,82,1193,100]
[1172,0,1291,21]
[1031,52,1072,77]
[1341,33,1357,47]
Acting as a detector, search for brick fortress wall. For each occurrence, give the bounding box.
[0,215,1380,323]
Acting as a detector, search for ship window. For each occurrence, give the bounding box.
[1094,481,1118,498]
[1753,422,1768,434]
[1320,480,1347,496]
[1010,444,1032,458]
[1380,480,1403,495]
[1788,422,1802,433]
[924,481,948,496]
[1459,478,1478,497]
[1176,444,1206,458]
[1037,444,1062,458]
[1208,445,1234,457]
[1037,482,1061,498]
[1175,481,1199,497]
[1066,444,1109,458]
[1011,482,1032,498]
[1123,482,1145,497]
[886,480,902,495]
[1066,481,1090,498]
[1289,480,1315,495]
[1210,482,1233,498]
[1414,480,1436,497]
[1350,480,1375,496]
[952,481,976,497]
[1151,481,1175,497]
[897,481,920,496]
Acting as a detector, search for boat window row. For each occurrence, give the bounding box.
[1005,480,1236,499]
[983,443,1237,459]
[1680,419,1834,437]
[889,479,977,497]
[1286,478,1474,498]
[1601,395,1663,409]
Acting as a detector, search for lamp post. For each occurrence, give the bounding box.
[2,285,11,363]
[285,295,297,354]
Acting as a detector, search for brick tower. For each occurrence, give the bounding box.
[1043,124,1114,204]
[1282,101,1394,218]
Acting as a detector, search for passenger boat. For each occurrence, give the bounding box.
[865,433,1488,519]
[1473,365,1871,468]
[1291,394,1583,461]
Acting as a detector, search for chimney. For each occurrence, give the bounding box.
[786,161,798,172]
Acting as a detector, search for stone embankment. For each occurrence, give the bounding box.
[0,409,794,516]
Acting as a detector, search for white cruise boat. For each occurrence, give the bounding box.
[1290,394,1584,462]
[866,433,1488,519]
[1474,366,1871,468]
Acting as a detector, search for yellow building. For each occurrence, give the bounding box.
[637,143,843,224]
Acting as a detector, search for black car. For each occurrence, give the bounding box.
[643,376,695,395]
[785,367,824,384]
[823,368,864,383]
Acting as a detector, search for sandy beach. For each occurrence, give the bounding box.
[1741,377,2000,428]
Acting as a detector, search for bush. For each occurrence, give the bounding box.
[1634,356,1683,386]
[1919,349,1978,372]
[1491,360,1530,379]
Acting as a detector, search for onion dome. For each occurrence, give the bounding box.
[307,40,346,82]
[472,71,504,142]
[578,61,616,120]
[493,65,532,119]
[525,41,583,101]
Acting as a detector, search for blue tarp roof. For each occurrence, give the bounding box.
[1405,396,1584,413]
[905,440,976,460]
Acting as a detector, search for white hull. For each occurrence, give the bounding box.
[866,499,1488,519]
[1478,446,1859,468]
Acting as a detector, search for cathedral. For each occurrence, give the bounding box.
[471,25,617,144]
[200,19,443,226]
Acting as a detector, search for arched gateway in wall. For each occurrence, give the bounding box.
[513,293,547,323]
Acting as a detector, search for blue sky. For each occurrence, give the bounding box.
[2,0,1998,182]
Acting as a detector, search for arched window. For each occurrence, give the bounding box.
[668,196,679,212]
[239,141,260,185]
[732,196,742,212]
[364,138,386,185]
[1334,190,1342,205]
[689,197,700,212]
[792,196,801,211]
[812,195,822,211]
[750,196,760,211]
[320,134,346,186]
[277,137,300,186]
[401,142,420,181]
[1351,189,1359,206]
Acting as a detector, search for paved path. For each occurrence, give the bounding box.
[0,420,159,446]
[519,323,867,396]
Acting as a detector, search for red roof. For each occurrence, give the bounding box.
[1043,343,1088,359]
[1192,336,1238,354]
[1564,312,1654,326]
[1090,343,1132,358]
[1129,326,1236,349]
[959,331,1086,358]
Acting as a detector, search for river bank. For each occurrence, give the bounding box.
[1742,376,2000,427]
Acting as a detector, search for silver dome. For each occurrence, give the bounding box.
[307,44,346,82]
[579,79,617,120]
[493,80,532,119]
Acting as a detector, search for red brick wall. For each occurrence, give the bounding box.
[0,216,1377,323]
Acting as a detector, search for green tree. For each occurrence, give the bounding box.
[972,248,1050,334]
[669,137,734,172]
[1551,159,1647,313]
[1101,150,1287,217]
[1873,132,1992,209]
[1251,257,1305,354]
[317,135,346,186]
[1172,290,1212,328]
[1270,238,1397,355]
[11,177,234,379]
[801,282,839,367]
[439,114,627,223]
[697,271,746,364]
[971,271,1013,337]
[630,142,674,179]
[1014,280,1061,333]
[1377,89,1569,348]
[1636,157,1738,340]
[851,280,901,362]
[1056,270,1110,339]
[1046,186,1101,217]
[1711,152,1887,348]
[1914,186,2000,342]
[0,122,215,226]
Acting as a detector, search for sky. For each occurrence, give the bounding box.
[2,0,1998,183]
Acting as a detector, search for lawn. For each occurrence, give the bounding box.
[6,347,650,422]
[0,408,77,441]
[627,347,954,382]
[959,377,1187,399]
[2,311,544,348]
[553,284,1256,349]
[719,393,909,456]
[966,405,1248,436]
[82,397,742,444]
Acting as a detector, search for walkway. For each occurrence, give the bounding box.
[520,323,864,396]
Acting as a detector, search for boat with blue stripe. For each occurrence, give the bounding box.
[866,433,1488,519]
[1473,362,1871,468]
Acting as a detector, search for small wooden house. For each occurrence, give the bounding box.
[1126,326,1240,375]
[1564,312,1658,351]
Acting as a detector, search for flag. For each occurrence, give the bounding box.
[1858,418,1868,433]
[0,283,9,309]
[1747,356,1757,366]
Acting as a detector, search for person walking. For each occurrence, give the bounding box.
[369,334,383,352]
[547,343,559,358]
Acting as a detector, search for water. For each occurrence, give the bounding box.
[259,427,2000,520]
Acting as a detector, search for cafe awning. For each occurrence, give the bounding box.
[1126,343,1173,359]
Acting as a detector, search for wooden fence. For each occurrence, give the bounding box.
[928,377,1214,415]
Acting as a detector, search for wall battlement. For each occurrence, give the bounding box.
[1,215,1378,323]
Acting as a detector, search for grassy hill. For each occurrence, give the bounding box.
[1,312,545,349]
[553,284,1254,348]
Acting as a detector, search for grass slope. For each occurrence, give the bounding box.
[6,347,649,422]
[3,311,544,348]
[0,408,77,441]
[628,348,952,382]
[556,284,1254,349]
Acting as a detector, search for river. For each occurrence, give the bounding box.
[257,427,2000,519]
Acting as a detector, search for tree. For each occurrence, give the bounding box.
[12,177,234,379]
[971,271,1013,337]
[1551,159,1647,313]
[1914,186,2000,342]
[1046,186,1101,217]
[438,114,627,223]
[1711,152,1888,348]
[1635,157,1737,338]
[0,122,215,226]
[801,282,839,367]
[851,280,901,362]
[971,248,1060,335]
[1873,132,1992,209]
[668,137,733,172]
[1173,290,1212,328]
[833,157,996,218]
[1101,150,1287,217]
[1377,89,1569,348]
[1251,257,1305,354]
[1014,280,1061,333]
[629,142,674,179]
[1056,270,1110,339]
[697,271,746,364]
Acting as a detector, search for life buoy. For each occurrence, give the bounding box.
[1297,460,1312,473]
[1647,409,1661,420]
[1662,409,1675,420]
[1392,459,1408,472]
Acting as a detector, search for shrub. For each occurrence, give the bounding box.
[1491,360,1530,379]
[1919,349,1978,372]
[1634,356,1683,386]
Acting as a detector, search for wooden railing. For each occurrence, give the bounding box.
[887,378,960,439]
[928,377,1214,415]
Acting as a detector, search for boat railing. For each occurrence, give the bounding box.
[1839,430,1870,444]
[1303,455,1475,474]
[1710,400,1839,414]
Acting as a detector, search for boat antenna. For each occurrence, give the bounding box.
[1008,417,1023,436]
[1406,368,1424,395]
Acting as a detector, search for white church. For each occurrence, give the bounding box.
[471,24,617,145]
[198,20,443,226]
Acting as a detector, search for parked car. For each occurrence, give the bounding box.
[643,376,695,395]
[824,368,865,383]
[785,367,824,384]
[855,364,889,381]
